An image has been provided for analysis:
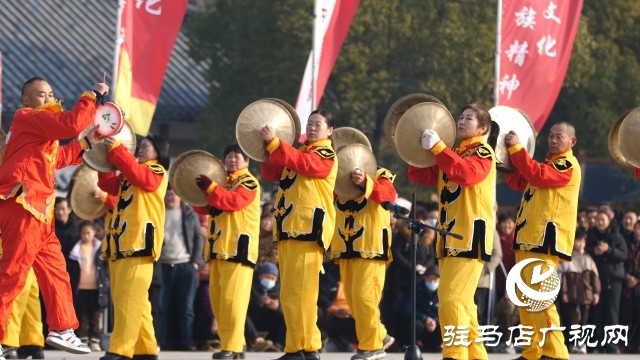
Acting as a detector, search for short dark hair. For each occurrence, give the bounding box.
[145,133,170,170]
[21,76,47,96]
[79,220,95,232]
[54,196,69,206]
[575,227,587,240]
[224,143,248,160]
[497,212,515,223]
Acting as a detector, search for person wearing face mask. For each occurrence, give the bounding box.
[0,77,107,358]
[97,133,170,360]
[248,262,285,351]
[193,144,261,360]
[400,264,441,353]
[504,122,582,360]
[408,103,499,360]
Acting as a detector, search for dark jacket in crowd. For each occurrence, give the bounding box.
[586,227,627,280]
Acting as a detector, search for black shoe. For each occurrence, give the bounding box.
[212,350,245,359]
[1,345,18,360]
[273,351,305,360]
[539,356,565,360]
[303,351,320,360]
[17,345,44,359]
[99,352,132,360]
[132,355,158,360]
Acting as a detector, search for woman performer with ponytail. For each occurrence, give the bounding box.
[407,103,499,360]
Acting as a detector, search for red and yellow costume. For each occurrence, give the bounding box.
[260,137,337,353]
[408,135,495,360]
[97,141,167,358]
[0,93,97,340]
[194,168,261,353]
[0,238,44,349]
[505,144,581,360]
[330,168,396,351]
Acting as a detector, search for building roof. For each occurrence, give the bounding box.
[0,0,208,130]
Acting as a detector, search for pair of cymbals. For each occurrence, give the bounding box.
[335,143,377,200]
[489,106,536,172]
[69,163,107,220]
[236,98,300,162]
[332,126,372,152]
[79,121,138,172]
[169,150,227,206]
[609,107,640,167]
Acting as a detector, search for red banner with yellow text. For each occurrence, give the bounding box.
[497,0,583,132]
[114,0,189,135]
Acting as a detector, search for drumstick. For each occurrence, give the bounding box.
[103,72,106,83]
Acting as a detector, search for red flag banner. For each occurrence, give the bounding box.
[114,0,189,135]
[497,0,583,132]
[295,0,360,134]
[0,51,3,129]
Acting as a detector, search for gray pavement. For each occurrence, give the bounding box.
[38,351,638,360]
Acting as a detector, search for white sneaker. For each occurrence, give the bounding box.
[45,329,91,354]
[0,344,7,360]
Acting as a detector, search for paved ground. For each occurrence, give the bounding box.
[37,351,639,359]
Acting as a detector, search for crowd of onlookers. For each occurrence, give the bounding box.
[43,191,640,355]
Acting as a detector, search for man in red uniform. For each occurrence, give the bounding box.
[0,77,107,357]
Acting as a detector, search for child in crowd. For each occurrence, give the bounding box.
[558,228,600,354]
[68,221,110,351]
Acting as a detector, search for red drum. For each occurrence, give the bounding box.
[93,102,125,137]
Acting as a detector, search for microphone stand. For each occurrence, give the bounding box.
[390,194,462,360]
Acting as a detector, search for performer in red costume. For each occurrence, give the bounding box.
[0,77,108,358]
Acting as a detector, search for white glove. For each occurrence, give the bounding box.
[421,129,440,150]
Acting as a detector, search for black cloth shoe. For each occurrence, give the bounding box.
[303,351,320,360]
[212,350,245,359]
[1,345,18,360]
[99,352,132,360]
[132,355,158,360]
[273,351,305,360]
[17,345,44,359]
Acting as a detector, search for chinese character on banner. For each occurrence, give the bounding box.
[497,0,584,131]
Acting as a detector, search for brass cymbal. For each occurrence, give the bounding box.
[264,98,302,145]
[80,121,137,172]
[331,127,372,152]
[489,106,536,171]
[394,102,456,167]
[384,93,444,148]
[335,144,377,200]
[169,150,227,206]
[0,128,6,165]
[615,107,640,168]
[69,163,107,220]
[236,99,298,162]
[608,109,632,167]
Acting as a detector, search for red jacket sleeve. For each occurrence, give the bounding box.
[435,147,493,187]
[22,93,97,140]
[106,145,164,192]
[206,182,257,212]
[56,140,84,169]
[260,162,284,182]
[634,167,640,180]
[104,194,116,210]
[268,140,334,178]
[368,176,397,204]
[509,147,573,188]
[407,165,438,186]
[505,172,528,192]
[193,206,210,215]
[97,172,123,196]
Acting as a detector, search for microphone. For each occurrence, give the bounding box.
[381,201,410,215]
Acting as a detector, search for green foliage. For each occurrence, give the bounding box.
[185,0,640,200]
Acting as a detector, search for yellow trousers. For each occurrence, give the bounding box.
[338,258,387,351]
[438,256,487,360]
[515,251,568,360]
[278,241,323,353]
[108,257,157,358]
[1,268,43,347]
[209,260,253,353]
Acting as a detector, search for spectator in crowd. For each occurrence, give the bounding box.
[492,212,517,354]
[621,219,640,353]
[54,197,80,265]
[400,264,441,353]
[621,210,638,243]
[157,188,203,351]
[587,211,627,354]
[558,228,600,354]
[257,211,278,266]
[577,208,589,230]
[317,260,357,353]
[599,201,621,233]
[248,262,285,351]
[67,221,109,352]
[474,228,502,327]
[382,202,436,341]
[585,206,599,230]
